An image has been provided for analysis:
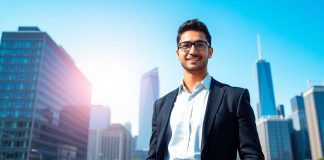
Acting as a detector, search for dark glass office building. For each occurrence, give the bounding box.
[289,95,311,160]
[256,59,276,117]
[0,27,91,160]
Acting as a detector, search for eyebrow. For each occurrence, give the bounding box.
[179,40,207,43]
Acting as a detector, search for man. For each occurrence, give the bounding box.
[147,19,264,160]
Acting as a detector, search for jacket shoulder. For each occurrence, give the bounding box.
[212,79,250,103]
[213,79,247,94]
[155,88,178,105]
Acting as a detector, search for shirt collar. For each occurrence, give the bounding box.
[179,73,212,93]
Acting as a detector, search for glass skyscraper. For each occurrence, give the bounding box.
[257,116,293,160]
[137,67,159,150]
[256,59,276,117]
[289,95,311,160]
[0,27,91,160]
[303,86,324,159]
[255,35,276,117]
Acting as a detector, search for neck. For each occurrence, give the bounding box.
[183,69,208,92]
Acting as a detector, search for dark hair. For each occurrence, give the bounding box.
[176,19,211,46]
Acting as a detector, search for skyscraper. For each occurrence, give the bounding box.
[123,121,132,134]
[58,105,90,160]
[257,116,293,160]
[289,95,311,160]
[255,34,276,117]
[101,123,133,160]
[0,27,91,160]
[276,104,285,118]
[87,105,111,160]
[303,86,324,159]
[138,67,159,150]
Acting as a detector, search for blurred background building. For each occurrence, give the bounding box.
[87,105,111,160]
[137,68,159,151]
[101,123,132,160]
[0,27,91,160]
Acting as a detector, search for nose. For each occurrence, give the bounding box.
[188,44,198,54]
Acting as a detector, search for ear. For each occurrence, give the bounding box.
[176,49,180,58]
[208,47,214,58]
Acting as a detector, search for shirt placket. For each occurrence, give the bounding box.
[186,94,194,153]
[185,85,202,155]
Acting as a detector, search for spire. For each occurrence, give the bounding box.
[257,34,263,60]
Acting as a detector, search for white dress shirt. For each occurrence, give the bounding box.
[165,74,211,160]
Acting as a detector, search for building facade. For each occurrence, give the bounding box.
[101,123,133,160]
[256,59,277,117]
[87,105,111,160]
[257,116,293,160]
[303,86,324,159]
[0,27,91,160]
[137,68,159,150]
[289,95,311,160]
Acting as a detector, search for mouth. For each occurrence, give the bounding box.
[185,57,201,62]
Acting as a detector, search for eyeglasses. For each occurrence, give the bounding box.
[178,40,210,52]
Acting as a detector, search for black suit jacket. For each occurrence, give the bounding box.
[147,78,264,160]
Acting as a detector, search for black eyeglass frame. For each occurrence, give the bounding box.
[178,40,211,52]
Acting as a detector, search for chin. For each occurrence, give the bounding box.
[184,67,204,72]
[181,62,207,72]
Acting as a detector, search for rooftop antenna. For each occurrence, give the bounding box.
[257,34,263,60]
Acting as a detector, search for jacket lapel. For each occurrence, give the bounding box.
[157,88,178,157]
[201,78,226,150]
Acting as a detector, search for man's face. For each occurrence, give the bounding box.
[176,30,213,73]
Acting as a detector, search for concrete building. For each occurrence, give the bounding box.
[101,123,133,160]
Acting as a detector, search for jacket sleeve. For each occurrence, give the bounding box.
[147,100,158,160]
[237,89,265,160]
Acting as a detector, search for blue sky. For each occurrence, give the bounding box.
[1,0,323,135]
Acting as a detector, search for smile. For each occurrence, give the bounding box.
[186,57,200,61]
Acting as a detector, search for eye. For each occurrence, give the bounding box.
[195,42,206,49]
[180,42,192,49]
[195,42,205,48]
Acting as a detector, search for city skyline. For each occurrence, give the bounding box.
[1,0,323,135]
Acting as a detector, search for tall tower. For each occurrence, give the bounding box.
[303,86,324,159]
[255,34,276,117]
[137,68,159,150]
[0,27,91,159]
